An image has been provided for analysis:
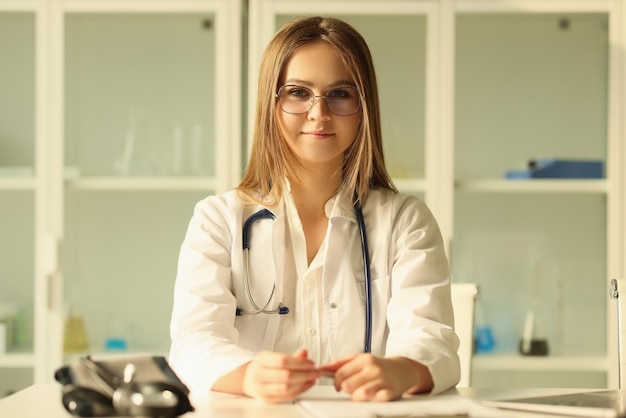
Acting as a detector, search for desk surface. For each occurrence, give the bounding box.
[0,383,600,418]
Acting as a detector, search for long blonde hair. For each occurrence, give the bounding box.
[237,16,396,206]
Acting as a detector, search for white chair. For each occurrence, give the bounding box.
[451,283,479,387]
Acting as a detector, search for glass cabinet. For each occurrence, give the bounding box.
[452,2,619,388]
[0,0,242,391]
[63,9,221,357]
[57,0,242,371]
[249,0,624,388]
[0,0,623,392]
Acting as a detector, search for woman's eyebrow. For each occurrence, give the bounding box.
[283,78,313,86]
[282,78,356,88]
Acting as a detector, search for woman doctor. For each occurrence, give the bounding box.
[169,16,460,404]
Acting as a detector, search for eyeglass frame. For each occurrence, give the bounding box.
[275,84,362,116]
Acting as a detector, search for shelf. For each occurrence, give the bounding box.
[0,166,35,190]
[65,177,218,191]
[473,354,609,372]
[0,178,36,191]
[455,179,608,193]
[0,353,35,368]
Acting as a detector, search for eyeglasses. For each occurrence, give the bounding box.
[275,84,361,116]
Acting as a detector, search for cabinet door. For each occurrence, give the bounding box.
[57,1,241,371]
[0,8,37,396]
[249,0,439,204]
[453,8,612,388]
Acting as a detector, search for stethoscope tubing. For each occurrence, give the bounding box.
[243,209,275,250]
[237,203,373,354]
[238,208,287,315]
[354,201,372,353]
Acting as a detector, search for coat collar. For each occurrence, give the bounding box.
[324,192,358,224]
[252,179,358,224]
[282,178,357,223]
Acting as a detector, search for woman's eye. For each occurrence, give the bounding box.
[328,89,352,99]
[288,88,311,98]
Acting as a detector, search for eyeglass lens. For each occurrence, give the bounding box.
[276,85,361,116]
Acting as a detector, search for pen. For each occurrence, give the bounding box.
[372,415,469,418]
[316,369,336,378]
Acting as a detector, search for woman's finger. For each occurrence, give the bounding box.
[244,350,320,402]
[258,350,316,371]
[254,378,317,403]
[254,367,320,385]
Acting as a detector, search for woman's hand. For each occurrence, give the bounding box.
[241,348,320,403]
[319,354,433,402]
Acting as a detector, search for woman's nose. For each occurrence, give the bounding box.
[307,97,332,120]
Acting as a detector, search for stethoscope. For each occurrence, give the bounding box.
[235,201,373,353]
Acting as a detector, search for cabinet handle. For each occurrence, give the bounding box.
[47,273,61,312]
[43,235,61,311]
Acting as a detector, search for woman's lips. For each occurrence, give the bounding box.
[303,130,334,139]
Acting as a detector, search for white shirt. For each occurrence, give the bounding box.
[169,188,460,398]
[273,190,330,367]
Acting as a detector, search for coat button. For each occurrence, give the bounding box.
[330,302,337,309]
[307,328,316,335]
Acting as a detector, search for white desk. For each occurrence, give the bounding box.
[4,384,310,418]
[0,383,601,418]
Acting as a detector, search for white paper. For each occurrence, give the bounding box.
[297,386,510,418]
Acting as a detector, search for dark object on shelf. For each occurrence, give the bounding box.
[506,159,604,179]
[519,338,549,356]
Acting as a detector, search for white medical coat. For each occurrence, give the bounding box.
[169,188,460,397]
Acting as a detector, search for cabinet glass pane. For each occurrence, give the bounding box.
[0,191,35,354]
[65,13,216,177]
[63,191,209,354]
[0,12,35,175]
[276,14,427,179]
[455,13,608,179]
[454,193,606,357]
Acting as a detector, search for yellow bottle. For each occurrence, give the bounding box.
[63,309,89,353]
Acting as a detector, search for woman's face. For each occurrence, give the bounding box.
[276,41,361,169]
